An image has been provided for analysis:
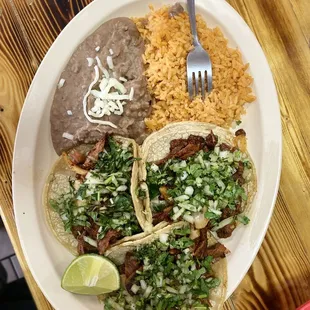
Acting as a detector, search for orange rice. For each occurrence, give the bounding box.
[133,5,256,131]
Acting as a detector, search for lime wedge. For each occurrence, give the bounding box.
[61,254,120,295]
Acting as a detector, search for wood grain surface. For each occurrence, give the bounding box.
[0,0,309,309]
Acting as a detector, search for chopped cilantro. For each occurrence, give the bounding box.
[106,226,221,309]
[237,215,250,225]
[49,137,142,242]
[204,212,220,220]
[173,226,191,236]
[146,145,253,228]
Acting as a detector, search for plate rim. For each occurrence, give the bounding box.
[12,0,282,308]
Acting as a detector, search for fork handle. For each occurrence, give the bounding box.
[187,0,200,46]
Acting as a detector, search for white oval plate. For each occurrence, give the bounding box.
[13,0,281,309]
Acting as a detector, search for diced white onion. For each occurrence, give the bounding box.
[197,154,205,168]
[124,295,134,304]
[58,78,65,89]
[83,236,97,247]
[159,233,169,244]
[67,110,73,115]
[116,185,127,192]
[209,207,222,216]
[140,280,147,290]
[183,214,194,224]
[216,179,226,190]
[212,216,234,232]
[180,171,188,181]
[62,132,74,140]
[173,206,179,213]
[95,46,100,52]
[204,185,213,196]
[106,300,124,310]
[86,57,94,67]
[61,214,68,221]
[183,248,190,254]
[219,151,229,158]
[175,195,189,202]
[151,164,159,172]
[119,77,128,82]
[179,285,187,294]
[109,48,114,55]
[178,160,186,167]
[178,202,197,212]
[184,186,194,196]
[143,286,153,298]
[84,175,104,185]
[172,207,185,221]
[131,284,140,294]
[195,177,203,187]
[166,286,178,294]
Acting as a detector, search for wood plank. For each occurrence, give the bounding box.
[0,0,53,308]
[11,0,93,64]
[288,0,310,43]
[0,0,309,309]
[225,0,310,309]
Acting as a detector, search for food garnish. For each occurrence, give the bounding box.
[50,136,141,255]
[83,52,135,128]
[146,132,252,238]
[61,254,120,295]
[105,226,227,309]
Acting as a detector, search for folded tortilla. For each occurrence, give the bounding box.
[44,122,257,255]
[44,136,153,256]
[135,121,257,232]
[105,222,227,309]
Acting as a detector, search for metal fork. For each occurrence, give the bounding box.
[186,0,212,100]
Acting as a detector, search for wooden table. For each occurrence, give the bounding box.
[0,0,309,309]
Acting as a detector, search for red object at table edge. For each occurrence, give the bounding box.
[297,301,310,310]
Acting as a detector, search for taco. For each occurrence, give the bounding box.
[135,122,257,239]
[44,134,154,256]
[104,222,228,309]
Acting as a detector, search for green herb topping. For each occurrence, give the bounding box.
[50,137,141,242]
[146,142,252,229]
[105,227,221,310]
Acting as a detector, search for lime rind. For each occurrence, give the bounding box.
[61,254,120,296]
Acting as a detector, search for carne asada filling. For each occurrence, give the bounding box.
[146,132,252,237]
[50,136,141,254]
[105,226,228,309]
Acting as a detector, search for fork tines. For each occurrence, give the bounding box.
[187,70,212,100]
